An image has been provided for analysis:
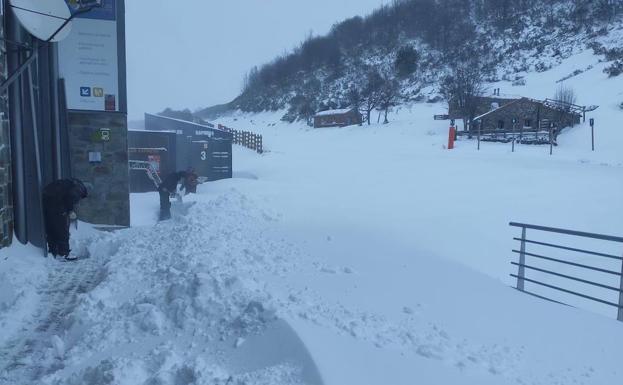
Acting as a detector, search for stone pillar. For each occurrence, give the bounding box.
[68,111,130,227]
[0,117,13,247]
[0,12,12,248]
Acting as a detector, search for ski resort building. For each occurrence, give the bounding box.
[471,97,582,133]
[127,114,233,193]
[313,108,362,128]
[447,95,520,121]
[448,94,583,138]
[0,0,129,252]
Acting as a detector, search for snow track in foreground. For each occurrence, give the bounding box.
[0,247,106,383]
[1,192,320,385]
[2,183,622,385]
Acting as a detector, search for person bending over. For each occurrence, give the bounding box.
[42,178,88,260]
[158,171,188,220]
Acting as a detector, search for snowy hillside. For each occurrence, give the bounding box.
[198,0,623,123]
[1,36,622,385]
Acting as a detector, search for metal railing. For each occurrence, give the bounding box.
[129,160,162,189]
[509,222,623,321]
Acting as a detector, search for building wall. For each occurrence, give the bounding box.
[0,14,12,248]
[128,130,177,192]
[0,118,12,248]
[68,112,130,226]
[448,96,519,120]
[144,114,233,176]
[475,99,581,132]
[314,111,362,128]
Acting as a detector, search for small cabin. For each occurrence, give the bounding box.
[471,98,581,133]
[313,108,362,128]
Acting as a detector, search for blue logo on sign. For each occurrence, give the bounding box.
[80,87,91,97]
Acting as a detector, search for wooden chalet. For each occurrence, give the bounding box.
[313,108,362,128]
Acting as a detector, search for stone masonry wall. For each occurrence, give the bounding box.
[0,117,12,247]
[0,17,12,248]
[476,98,581,132]
[68,111,130,226]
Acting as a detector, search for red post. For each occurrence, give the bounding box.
[448,126,456,150]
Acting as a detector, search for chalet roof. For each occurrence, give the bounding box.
[144,113,218,131]
[484,93,521,100]
[472,98,525,121]
[472,97,583,122]
[315,108,355,117]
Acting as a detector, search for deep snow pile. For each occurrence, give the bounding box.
[0,244,47,348]
[25,192,310,385]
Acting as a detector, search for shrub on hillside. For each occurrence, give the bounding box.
[394,45,419,78]
[158,108,195,122]
[604,60,623,77]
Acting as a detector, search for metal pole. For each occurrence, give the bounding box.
[50,44,63,178]
[477,121,481,151]
[591,125,595,152]
[549,127,553,156]
[517,227,527,291]
[512,121,516,152]
[7,12,27,243]
[618,254,623,321]
[26,54,47,258]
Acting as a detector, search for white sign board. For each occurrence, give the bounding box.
[58,1,119,112]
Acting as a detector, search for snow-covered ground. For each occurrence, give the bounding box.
[1,46,623,384]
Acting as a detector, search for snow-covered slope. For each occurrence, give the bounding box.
[1,44,622,385]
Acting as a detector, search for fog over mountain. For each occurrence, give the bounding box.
[125,0,391,120]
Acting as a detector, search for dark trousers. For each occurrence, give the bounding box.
[42,197,70,257]
[158,188,171,220]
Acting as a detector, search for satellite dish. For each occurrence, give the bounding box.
[9,0,72,42]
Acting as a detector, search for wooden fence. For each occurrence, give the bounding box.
[217,124,263,154]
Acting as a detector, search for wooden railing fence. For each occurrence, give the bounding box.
[217,124,263,154]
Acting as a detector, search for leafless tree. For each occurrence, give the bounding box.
[377,76,402,124]
[440,59,485,128]
[361,70,384,125]
[553,84,577,108]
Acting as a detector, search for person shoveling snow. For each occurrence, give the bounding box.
[42,178,89,261]
[157,169,198,220]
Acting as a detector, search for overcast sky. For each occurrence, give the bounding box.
[125,0,391,120]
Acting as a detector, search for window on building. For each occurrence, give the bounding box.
[524,119,532,128]
[497,120,505,129]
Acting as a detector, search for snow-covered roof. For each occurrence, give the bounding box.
[144,113,218,130]
[129,128,176,134]
[315,108,355,117]
[486,93,521,100]
[472,98,525,121]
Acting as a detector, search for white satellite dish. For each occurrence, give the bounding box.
[9,0,72,42]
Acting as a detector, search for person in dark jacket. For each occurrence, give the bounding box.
[42,178,88,260]
[182,168,199,194]
[158,171,188,220]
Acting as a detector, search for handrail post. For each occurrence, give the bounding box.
[618,254,623,322]
[517,226,527,291]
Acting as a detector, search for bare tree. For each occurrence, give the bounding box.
[377,76,401,124]
[553,84,577,108]
[361,70,384,125]
[440,59,485,129]
[552,84,578,128]
[347,85,362,114]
